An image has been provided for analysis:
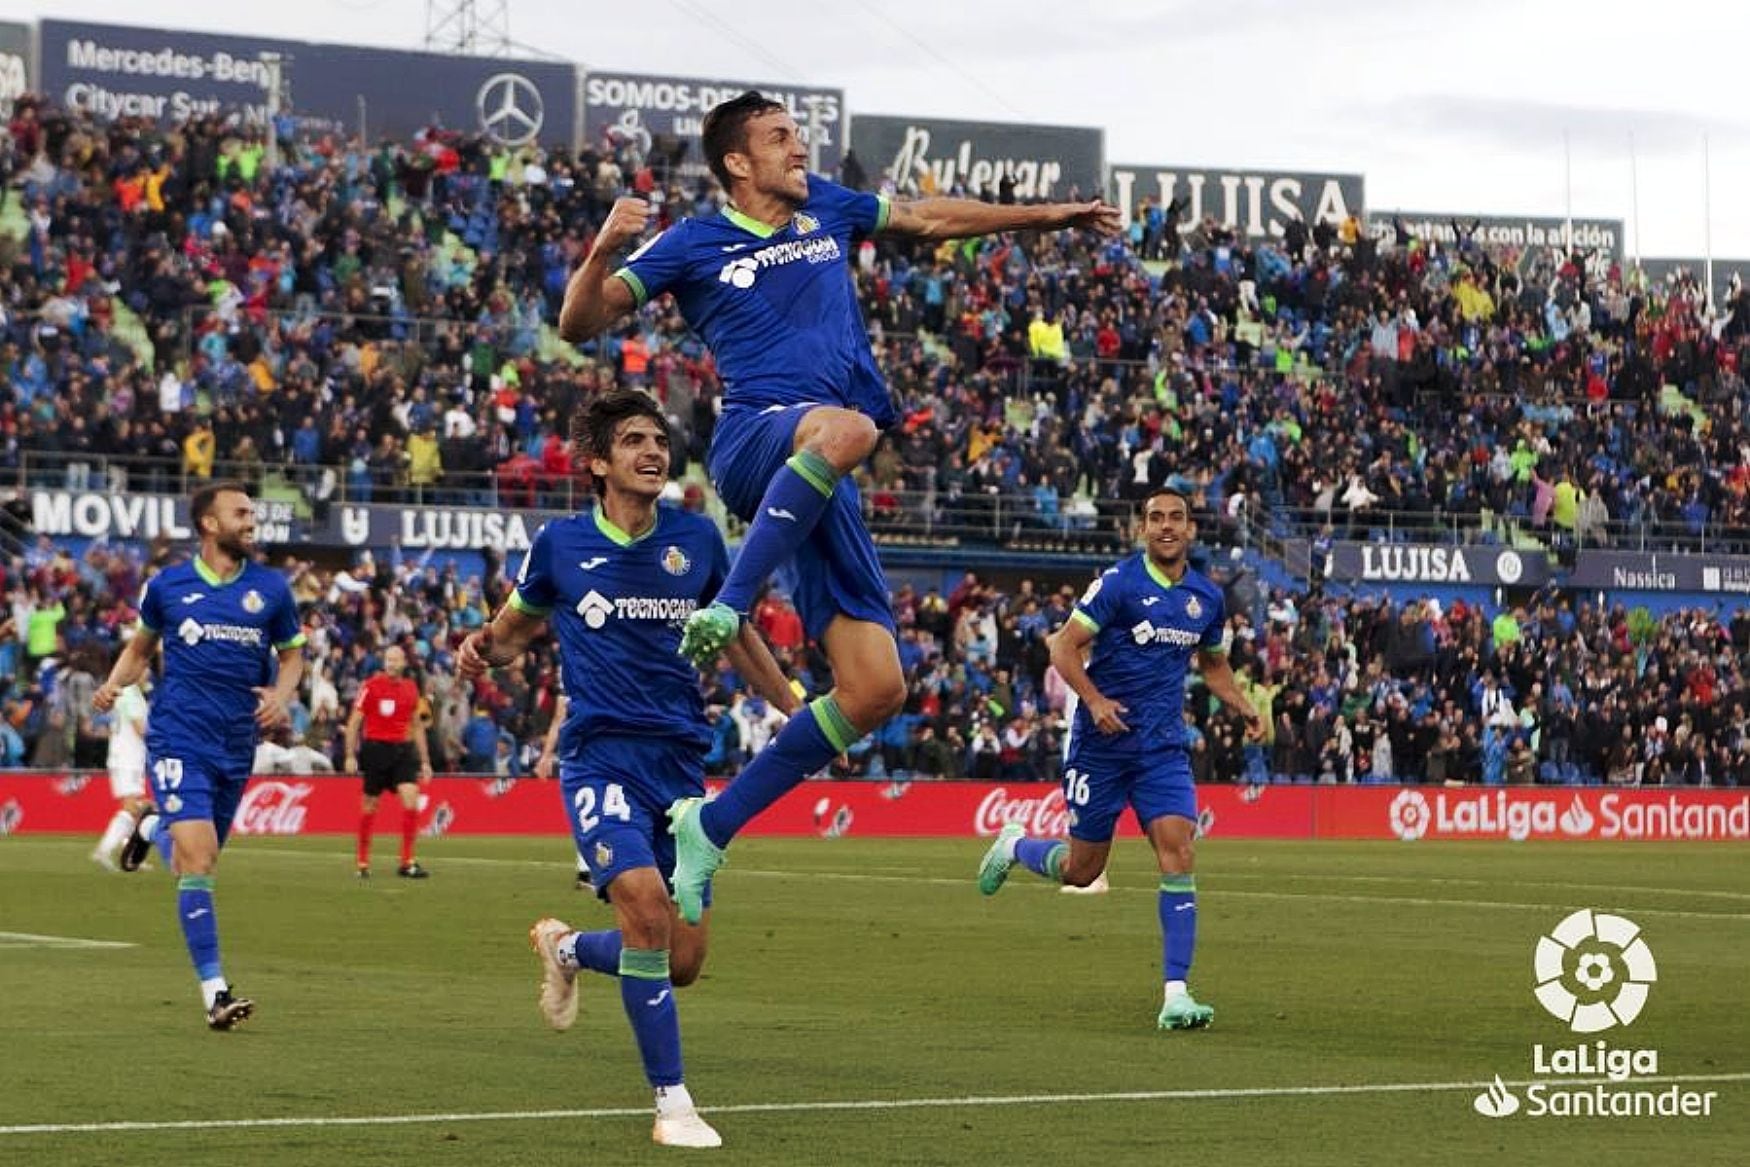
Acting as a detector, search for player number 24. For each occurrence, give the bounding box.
[573,783,632,833]
[152,758,184,790]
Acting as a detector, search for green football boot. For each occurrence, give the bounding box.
[1157,992,1216,1031]
[977,823,1026,896]
[667,797,725,925]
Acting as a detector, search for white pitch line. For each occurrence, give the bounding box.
[4,1073,1746,1137]
[0,931,136,949]
[224,845,1750,922]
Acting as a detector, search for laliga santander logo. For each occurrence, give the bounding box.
[1533,909,1657,1033]
[975,787,1073,838]
[232,780,314,836]
[1388,789,1431,840]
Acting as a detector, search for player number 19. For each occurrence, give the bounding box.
[152,758,184,791]
[1064,768,1090,807]
[573,783,632,833]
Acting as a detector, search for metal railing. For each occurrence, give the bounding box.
[1274,506,1750,555]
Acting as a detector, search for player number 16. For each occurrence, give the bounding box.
[1064,768,1090,807]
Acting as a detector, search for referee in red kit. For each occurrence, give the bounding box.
[344,644,434,878]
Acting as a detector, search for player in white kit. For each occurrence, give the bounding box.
[91,682,149,871]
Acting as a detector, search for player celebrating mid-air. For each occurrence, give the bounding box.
[558,90,1121,925]
[94,482,306,1030]
[977,487,1262,1031]
[343,643,434,879]
[457,390,798,1149]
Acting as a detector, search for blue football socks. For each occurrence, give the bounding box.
[699,696,856,848]
[619,947,683,1088]
[1015,838,1068,881]
[1159,874,1198,982]
[562,929,623,976]
[714,450,840,616]
[176,874,223,982]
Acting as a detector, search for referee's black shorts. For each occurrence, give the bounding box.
[359,740,419,796]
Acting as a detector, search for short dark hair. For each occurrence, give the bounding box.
[701,90,786,190]
[190,480,251,532]
[571,390,669,482]
[1144,485,1194,515]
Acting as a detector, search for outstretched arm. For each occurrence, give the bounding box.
[457,604,548,680]
[883,196,1121,243]
[558,197,648,342]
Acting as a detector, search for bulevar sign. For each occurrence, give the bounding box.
[1,776,1745,843]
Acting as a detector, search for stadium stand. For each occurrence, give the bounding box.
[1,97,1746,784]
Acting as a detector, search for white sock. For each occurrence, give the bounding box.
[200,977,229,1010]
[1164,980,1188,1002]
[96,810,134,858]
[555,933,581,972]
[1002,833,1021,861]
[139,812,160,843]
[655,1084,696,1117]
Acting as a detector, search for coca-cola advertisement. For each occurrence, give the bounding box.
[0,775,1743,842]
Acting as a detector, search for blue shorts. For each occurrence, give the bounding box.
[560,735,714,907]
[146,747,253,846]
[1061,745,1198,843]
[708,403,895,641]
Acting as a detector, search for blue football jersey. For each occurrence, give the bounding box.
[512,505,729,754]
[138,558,305,761]
[1067,556,1228,756]
[616,175,896,428]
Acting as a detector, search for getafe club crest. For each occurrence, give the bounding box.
[595,841,613,869]
[242,589,265,614]
[793,212,820,235]
[1185,596,1203,620]
[661,546,691,577]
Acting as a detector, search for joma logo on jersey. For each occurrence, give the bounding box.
[1129,621,1201,647]
[575,590,699,630]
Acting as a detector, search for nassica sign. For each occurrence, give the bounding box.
[582,71,843,181]
[1571,550,1750,595]
[41,20,577,145]
[1322,542,1550,587]
[0,21,32,120]
[851,113,1103,201]
[1107,163,1364,236]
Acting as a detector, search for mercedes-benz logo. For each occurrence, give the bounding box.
[476,72,544,146]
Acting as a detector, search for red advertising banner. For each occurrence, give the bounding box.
[0,774,1744,843]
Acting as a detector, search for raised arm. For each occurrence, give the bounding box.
[558,198,650,342]
[883,196,1121,243]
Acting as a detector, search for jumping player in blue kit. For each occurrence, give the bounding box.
[977,487,1264,1031]
[559,90,1121,925]
[457,390,798,1150]
[92,482,306,1030]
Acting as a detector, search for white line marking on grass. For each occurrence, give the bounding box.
[229,846,1750,922]
[0,931,136,949]
[5,1073,1747,1137]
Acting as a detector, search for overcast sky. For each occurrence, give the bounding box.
[9,0,1750,256]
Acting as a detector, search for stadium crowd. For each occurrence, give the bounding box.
[4,530,1747,786]
[0,97,1747,786]
[5,96,1750,550]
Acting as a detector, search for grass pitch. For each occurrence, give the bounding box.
[1,835,1745,1165]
